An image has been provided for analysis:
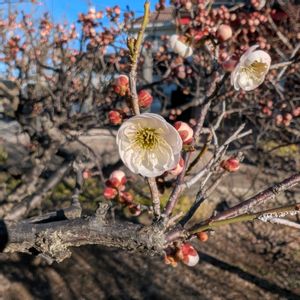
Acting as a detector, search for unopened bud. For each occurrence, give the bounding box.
[103,187,118,200]
[174,121,194,144]
[176,243,199,267]
[108,110,122,125]
[113,75,129,96]
[138,90,153,108]
[217,24,232,41]
[169,157,184,176]
[221,157,240,172]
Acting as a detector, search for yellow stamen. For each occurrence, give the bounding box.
[242,60,268,80]
[134,127,160,150]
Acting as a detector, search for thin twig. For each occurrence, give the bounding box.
[212,173,300,221]
[189,203,300,234]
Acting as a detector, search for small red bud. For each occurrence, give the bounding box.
[176,243,199,267]
[197,231,209,242]
[108,110,122,125]
[275,114,283,126]
[108,170,126,188]
[138,90,153,108]
[169,157,184,176]
[82,169,92,180]
[113,5,121,15]
[174,121,194,144]
[292,107,300,117]
[221,158,240,172]
[113,75,129,96]
[103,187,118,200]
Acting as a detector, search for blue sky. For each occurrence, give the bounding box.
[8,0,158,23]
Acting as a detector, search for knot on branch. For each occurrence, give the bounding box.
[95,202,110,223]
[35,230,72,263]
[138,224,166,256]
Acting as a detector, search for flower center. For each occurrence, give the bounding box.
[242,60,268,80]
[134,127,160,150]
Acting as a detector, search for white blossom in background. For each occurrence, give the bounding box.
[231,45,271,91]
[116,113,182,177]
[170,34,193,58]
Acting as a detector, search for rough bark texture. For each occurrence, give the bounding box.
[1,217,166,263]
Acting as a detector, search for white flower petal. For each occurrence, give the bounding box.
[169,34,193,58]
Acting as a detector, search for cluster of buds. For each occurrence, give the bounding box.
[113,74,130,96]
[164,243,199,267]
[239,11,268,36]
[221,157,240,172]
[275,113,293,127]
[168,108,182,121]
[40,16,53,37]
[78,7,103,23]
[106,6,121,19]
[174,121,194,144]
[6,36,20,59]
[260,99,299,127]
[260,99,274,117]
[103,170,141,216]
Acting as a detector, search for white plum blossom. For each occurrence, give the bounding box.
[231,45,271,91]
[170,34,193,58]
[116,113,182,177]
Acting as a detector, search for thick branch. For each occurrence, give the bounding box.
[1,216,165,263]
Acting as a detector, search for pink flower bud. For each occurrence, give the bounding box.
[221,158,240,172]
[138,90,153,108]
[284,113,293,122]
[174,121,193,144]
[275,114,283,125]
[113,5,121,15]
[169,157,184,176]
[113,75,129,96]
[176,243,199,267]
[109,170,126,188]
[108,110,122,125]
[262,106,272,116]
[217,24,232,42]
[292,107,300,117]
[82,169,91,179]
[103,187,118,200]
